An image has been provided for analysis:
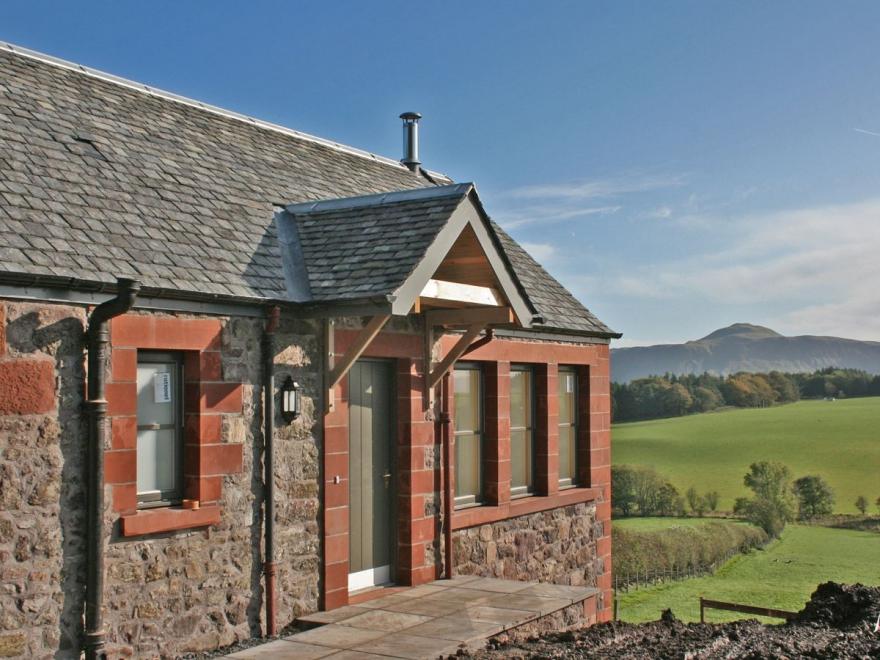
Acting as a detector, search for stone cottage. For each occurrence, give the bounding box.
[0,42,618,658]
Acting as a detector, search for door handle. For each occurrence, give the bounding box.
[383,472,392,488]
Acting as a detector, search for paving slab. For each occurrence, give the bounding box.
[403,616,503,643]
[421,586,494,604]
[351,632,465,659]
[484,592,570,616]
[354,592,421,610]
[378,596,465,617]
[337,609,431,632]
[451,604,536,626]
[453,577,533,594]
[516,583,599,602]
[286,624,387,649]
[227,639,337,659]
[298,605,372,625]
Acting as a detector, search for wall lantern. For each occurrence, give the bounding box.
[281,376,301,422]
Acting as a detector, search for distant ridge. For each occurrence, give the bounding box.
[611,323,880,383]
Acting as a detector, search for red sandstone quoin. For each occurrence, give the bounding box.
[0,41,619,659]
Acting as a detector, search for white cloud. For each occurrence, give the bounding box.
[854,127,880,138]
[507,173,687,200]
[591,198,880,341]
[519,241,556,262]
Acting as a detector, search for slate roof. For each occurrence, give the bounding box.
[0,43,617,338]
[284,185,470,301]
[490,222,616,336]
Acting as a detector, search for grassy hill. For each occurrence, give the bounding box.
[613,397,880,513]
[617,524,880,623]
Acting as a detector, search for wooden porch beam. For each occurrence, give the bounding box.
[327,314,391,390]
[425,306,513,328]
[427,323,485,391]
[420,279,503,308]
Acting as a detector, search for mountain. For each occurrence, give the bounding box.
[611,323,880,383]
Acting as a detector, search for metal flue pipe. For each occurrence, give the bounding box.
[84,277,140,659]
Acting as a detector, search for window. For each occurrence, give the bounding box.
[510,365,535,497]
[558,367,577,487]
[136,352,184,507]
[453,364,483,507]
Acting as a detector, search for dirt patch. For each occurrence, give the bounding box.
[458,583,880,659]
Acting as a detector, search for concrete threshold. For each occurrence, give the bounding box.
[227,576,599,659]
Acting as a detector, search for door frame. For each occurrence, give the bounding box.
[346,357,397,592]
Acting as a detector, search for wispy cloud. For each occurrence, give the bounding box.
[854,127,880,138]
[586,198,880,340]
[498,204,620,229]
[508,173,687,200]
[493,171,684,229]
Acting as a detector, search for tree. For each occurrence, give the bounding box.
[738,461,796,537]
[686,487,700,514]
[876,496,880,515]
[705,491,720,513]
[611,465,638,517]
[855,495,868,515]
[792,475,835,520]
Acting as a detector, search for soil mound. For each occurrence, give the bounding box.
[459,583,880,659]
[794,581,880,628]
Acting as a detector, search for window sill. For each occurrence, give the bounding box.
[120,504,221,537]
[452,486,600,530]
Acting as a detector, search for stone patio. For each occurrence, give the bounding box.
[227,576,599,659]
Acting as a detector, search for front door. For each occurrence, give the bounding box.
[347,359,395,591]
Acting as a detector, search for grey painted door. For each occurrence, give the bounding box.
[348,360,395,590]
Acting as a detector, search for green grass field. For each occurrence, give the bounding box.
[613,397,880,513]
[614,517,731,532]
[618,524,880,623]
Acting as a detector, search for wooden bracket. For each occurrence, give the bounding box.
[325,314,391,413]
[427,323,485,391]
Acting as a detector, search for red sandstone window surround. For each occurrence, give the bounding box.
[450,358,600,528]
[105,314,244,537]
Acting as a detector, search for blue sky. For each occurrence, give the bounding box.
[3,1,880,345]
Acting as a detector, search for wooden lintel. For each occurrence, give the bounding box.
[425,306,513,328]
[327,314,391,390]
[420,278,503,307]
[428,323,485,391]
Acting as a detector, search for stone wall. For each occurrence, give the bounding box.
[0,300,324,658]
[453,503,604,597]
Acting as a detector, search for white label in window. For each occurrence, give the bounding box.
[154,372,172,403]
[566,376,574,393]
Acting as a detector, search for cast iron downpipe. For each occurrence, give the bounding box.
[84,277,140,660]
[263,306,281,636]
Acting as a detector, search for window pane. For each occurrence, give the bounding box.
[137,428,178,496]
[558,425,575,482]
[558,371,575,424]
[455,432,482,501]
[137,358,181,501]
[511,428,533,492]
[137,363,176,426]
[453,369,480,433]
[510,370,531,429]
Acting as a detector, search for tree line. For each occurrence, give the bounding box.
[614,462,880,538]
[612,367,880,422]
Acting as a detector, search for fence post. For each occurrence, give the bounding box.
[700,597,705,623]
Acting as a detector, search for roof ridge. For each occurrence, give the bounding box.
[284,183,472,214]
[0,40,450,180]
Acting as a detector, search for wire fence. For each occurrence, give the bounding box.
[612,546,752,620]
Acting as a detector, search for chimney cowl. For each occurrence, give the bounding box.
[400,112,422,172]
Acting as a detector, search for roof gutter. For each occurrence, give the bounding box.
[84,277,140,660]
